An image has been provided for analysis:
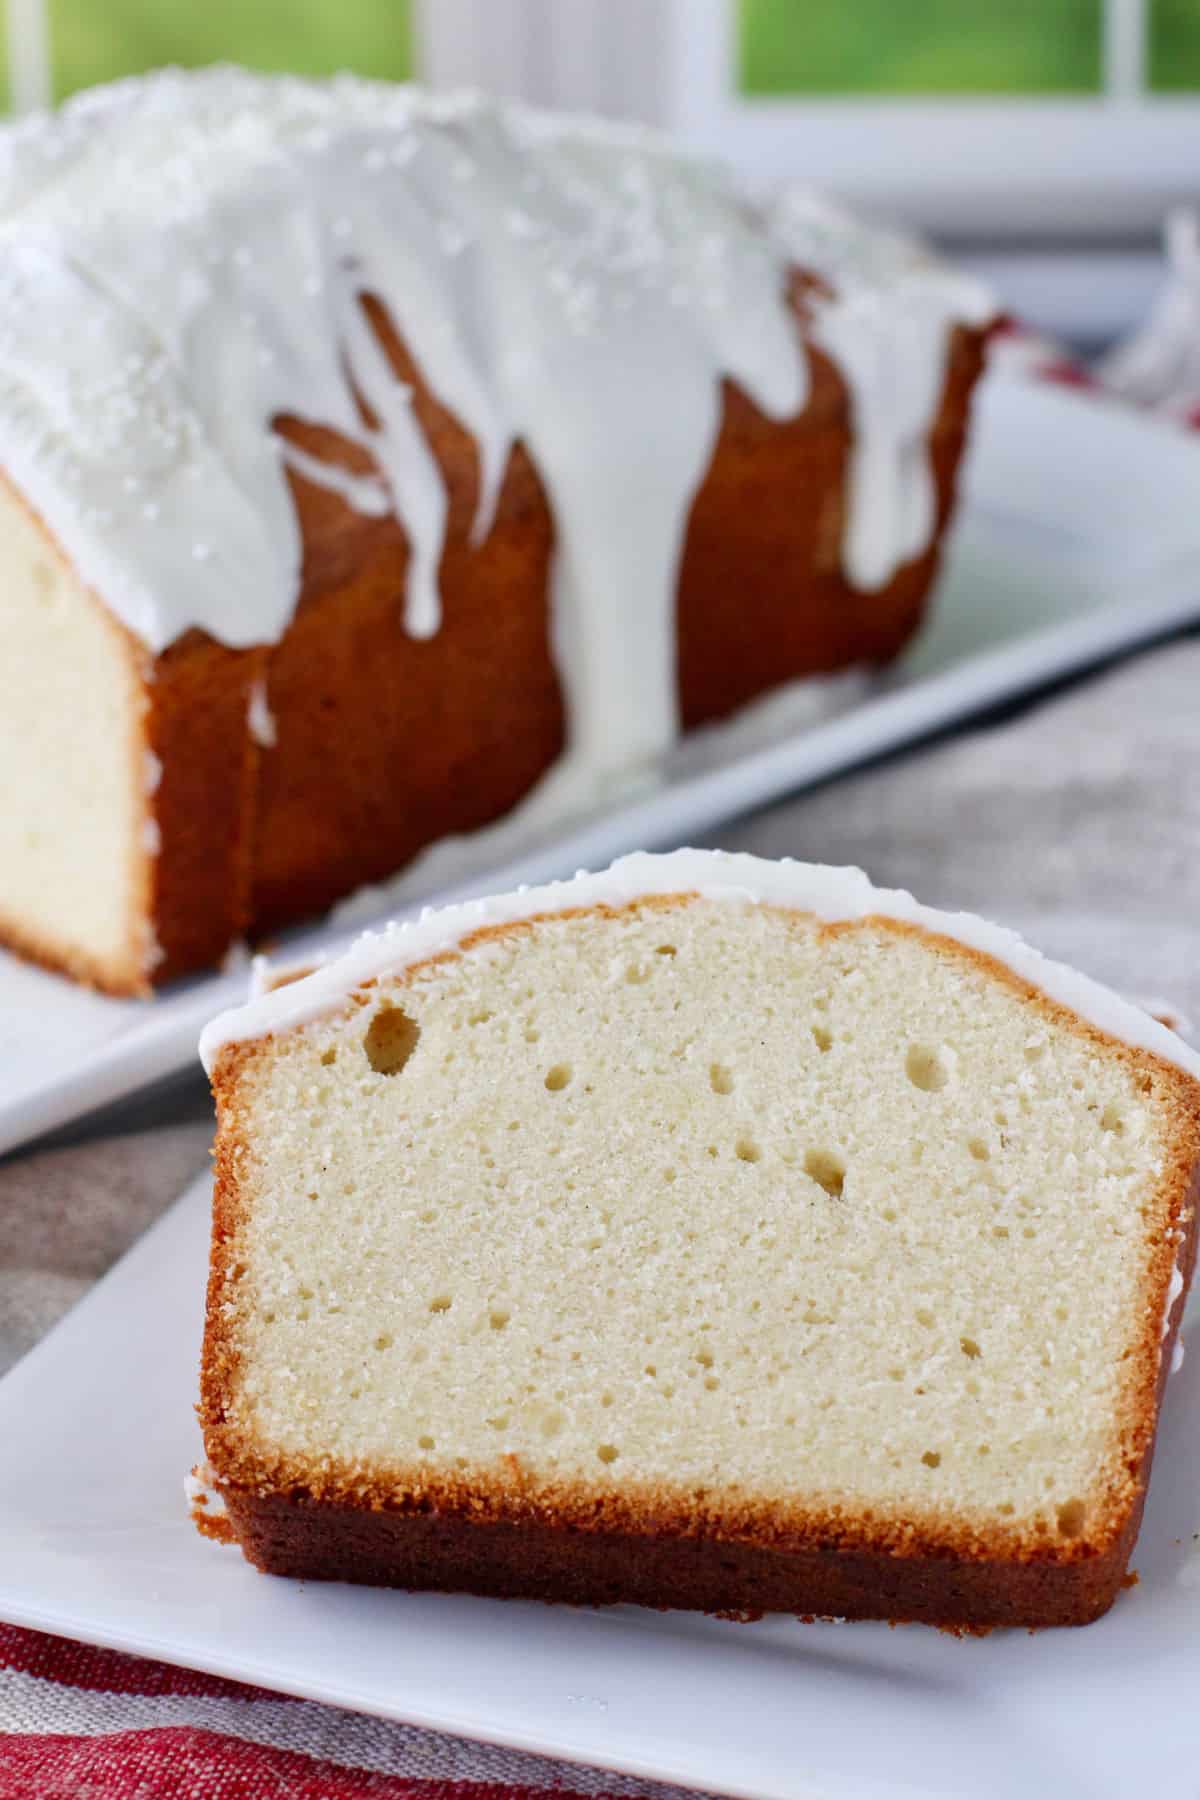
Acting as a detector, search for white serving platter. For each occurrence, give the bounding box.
[0,1168,1198,1800]
[3,373,1200,1159]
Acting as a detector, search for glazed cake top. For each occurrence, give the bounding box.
[0,68,991,793]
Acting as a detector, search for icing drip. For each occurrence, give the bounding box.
[0,70,990,787]
[246,677,277,749]
[1099,210,1200,420]
[770,191,992,590]
[280,441,390,519]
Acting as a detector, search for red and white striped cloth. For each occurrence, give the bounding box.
[0,1624,703,1799]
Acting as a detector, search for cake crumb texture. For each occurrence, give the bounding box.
[201,888,1199,1626]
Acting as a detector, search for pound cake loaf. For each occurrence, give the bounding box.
[0,69,991,994]
[198,850,1200,1630]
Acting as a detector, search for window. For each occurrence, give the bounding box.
[5,0,412,111]
[1149,0,1200,89]
[664,0,1200,241]
[739,0,1105,98]
[6,0,1198,249]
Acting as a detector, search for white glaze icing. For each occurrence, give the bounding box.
[246,678,277,750]
[770,190,992,590]
[1171,1338,1186,1374]
[1099,209,1200,421]
[184,1462,228,1521]
[1163,1263,1185,1337]
[219,938,252,975]
[280,441,391,520]
[199,848,1200,1079]
[0,68,991,796]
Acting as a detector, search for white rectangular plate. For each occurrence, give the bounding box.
[4,374,1200,1158]
[0,1169,1198,1800]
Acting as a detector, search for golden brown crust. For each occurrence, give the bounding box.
[216,1485,1143,1630]
[148,291,986,985]
[201,897,1200,1627]
[1,287,986,993]
[147,635,267,983]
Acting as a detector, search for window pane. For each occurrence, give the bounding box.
[1149,0,1200,90]
[739,0,1103,96]
[48,0,413,102]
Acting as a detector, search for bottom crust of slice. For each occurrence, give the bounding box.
[217,1481,1143,1631]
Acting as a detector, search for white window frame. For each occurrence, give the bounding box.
[660,0,1200,240]
[419,0,1200,243]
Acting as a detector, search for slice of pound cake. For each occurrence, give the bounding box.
[197,851,1200,1629]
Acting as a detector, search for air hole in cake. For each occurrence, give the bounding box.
[804,1148,845,1197]
[418,1434,435,1450]
[921,1450,941,1468]
[597,1443,619,1463]
[710,1063,734,1095]
[468,1009,494,1025]
[656,944,677,957]
[1057,1498,1087,1538]
[960,1336,982,1359]
[705,1375,720,1390]
[967,1137,990,1161]
[625,962,650,984]
[374,1332,393,1351]
[735,1136,761,1164]
[601,1391,614,1408]
[544,1063,571,1092]
[881,1206,897,1222]
[363,1004,420,1075]
[1100,1103,1125,1135]
[906,1043,950,1092]
[320,1047,337,1066]
[812,1025,833,1052]
[489,1308,510,1331]
[429,1294,452,1313]
[916,1307,935,1328]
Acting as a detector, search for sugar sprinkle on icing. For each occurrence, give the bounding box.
[0,67,991,802]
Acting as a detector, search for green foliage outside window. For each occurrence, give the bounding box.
[48,0,412,102]
[739,0,1104,95]
[1148,0,1200,89]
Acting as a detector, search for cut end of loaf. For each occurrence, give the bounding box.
[0,477,154,995]
[201,889,1200,1625]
